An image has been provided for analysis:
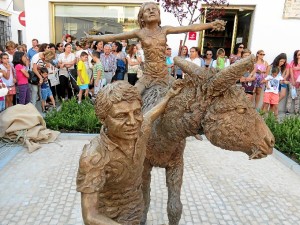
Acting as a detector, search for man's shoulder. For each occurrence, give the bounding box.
[79,136,108,167]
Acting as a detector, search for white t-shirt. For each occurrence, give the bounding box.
[30,53,45,70]
[264,75,283,94]
[0,63,14,86]
[186,57,202,66]
[58,52,75,76]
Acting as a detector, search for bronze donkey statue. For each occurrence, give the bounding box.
[140,55,275,225]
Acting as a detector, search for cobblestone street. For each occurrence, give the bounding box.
[0,135,299,225]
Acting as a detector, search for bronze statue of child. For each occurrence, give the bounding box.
[76,80,183,225]
[83,2,226,94]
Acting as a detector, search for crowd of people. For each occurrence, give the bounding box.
[0,36,299,118]
[168,43,300,118]
[0,36,145,113]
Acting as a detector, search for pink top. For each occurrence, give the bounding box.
[289,61,300,88]
[15,64,28,85]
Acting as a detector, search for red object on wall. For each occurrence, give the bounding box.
[188,32,197,40]
[18,11,26,27]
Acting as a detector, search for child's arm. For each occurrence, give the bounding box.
[20,68,29,78]
[144,81,183,123]
[95,68,102,87]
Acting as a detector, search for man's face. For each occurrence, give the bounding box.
[104,100,143,141]
[32,40,38,48]
[104,46,111,55]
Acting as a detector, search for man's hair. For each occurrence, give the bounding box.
[80,51,88,57]
[92,51,100,59]
[32,39,39,43]
[95,81,142,122]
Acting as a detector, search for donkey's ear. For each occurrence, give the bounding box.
[205,55,255,97]
[173,56,206,81]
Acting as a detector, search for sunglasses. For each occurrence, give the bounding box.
[259,53,265,56]
[206,53,212,55]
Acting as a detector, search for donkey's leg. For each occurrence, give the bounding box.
[166,158,184,225]
[140,159,153,225]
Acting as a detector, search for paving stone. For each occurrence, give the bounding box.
[0,138,299,224]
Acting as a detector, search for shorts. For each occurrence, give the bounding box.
[79,84,89,90]
[263,92,279,105]
[279,83,287,92]
[41,88,53,100]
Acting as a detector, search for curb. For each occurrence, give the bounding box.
[272,148,300,176]
[58,133,97,140]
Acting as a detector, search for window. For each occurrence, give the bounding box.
[0,15,11,49]
[54,4,140,43]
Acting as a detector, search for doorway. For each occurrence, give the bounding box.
[200,6,254,57]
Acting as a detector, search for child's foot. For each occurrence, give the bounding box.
[78,101,81,104]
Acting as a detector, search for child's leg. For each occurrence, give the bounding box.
[84,88,89,97]
[262,102,269,113]
[41,100,46,111]
[49,95,56,108]
[78,89,83,102]
[270,104,278,118]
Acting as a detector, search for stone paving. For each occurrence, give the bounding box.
[0,135,299,225]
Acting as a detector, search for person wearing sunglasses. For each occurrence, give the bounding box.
[254,50,269,110]
[202,49,214,68]
[229,43,245,64]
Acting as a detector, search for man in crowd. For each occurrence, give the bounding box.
[100,44,116,84]
[27,39,39,61]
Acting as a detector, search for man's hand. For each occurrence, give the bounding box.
[211,20,226,32]
[95,79,99,87]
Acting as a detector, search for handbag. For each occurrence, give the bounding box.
[0,83,8,97]
[7,85,16,95]
[28,70,39,85]
[291,86,297,99]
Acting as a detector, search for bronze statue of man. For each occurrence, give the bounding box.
[76,81,182,225]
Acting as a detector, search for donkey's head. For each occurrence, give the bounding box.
[174,56,274,159]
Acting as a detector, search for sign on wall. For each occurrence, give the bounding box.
[283,0,300,19]
[188,32,197,41]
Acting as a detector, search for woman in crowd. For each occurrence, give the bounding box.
[126,44,142,85]
[286,49,300,115]
[186,47,201,65]
[175,45,189,79]
[112,41,126,81]
[57,43,76,100]
[93,41,104,55]
[254,50,269,110]
[56,43,64,54]
[13,51,31,105]
[229,43,245,64]
[5,41,16,63]
[202,49,214,68]
[268,53,288,103]
[239,49,256,102]
[0,53,16,108]
[30,49,55,106]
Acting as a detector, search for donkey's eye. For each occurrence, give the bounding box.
[236,107,246,114]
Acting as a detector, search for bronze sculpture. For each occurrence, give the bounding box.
[140,56,274,224]
[81,2,275,225]
[84,2,226,93]
[76,81,182,225]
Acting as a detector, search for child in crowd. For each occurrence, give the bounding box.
[91,51,105,96]
[40,67,56,113]
[0,71,6,112]
[77,51,90,103]
[261,67,289,118]
[12,52,31,105]
[212,48,230,70]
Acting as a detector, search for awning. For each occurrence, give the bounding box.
[0,10,11,17]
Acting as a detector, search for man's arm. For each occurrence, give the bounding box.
[81,193,120,225]
[144,81,183,123]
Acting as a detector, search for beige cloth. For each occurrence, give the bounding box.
[0,103,60,153]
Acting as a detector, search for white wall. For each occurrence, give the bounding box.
[0,0,25,44]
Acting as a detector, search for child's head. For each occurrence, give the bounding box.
[271,66,279,76]
[80,51,88,62]
[92,51,100,61]
[40,67,48,77]
[217,48,225,58]
[12,51,26,66]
